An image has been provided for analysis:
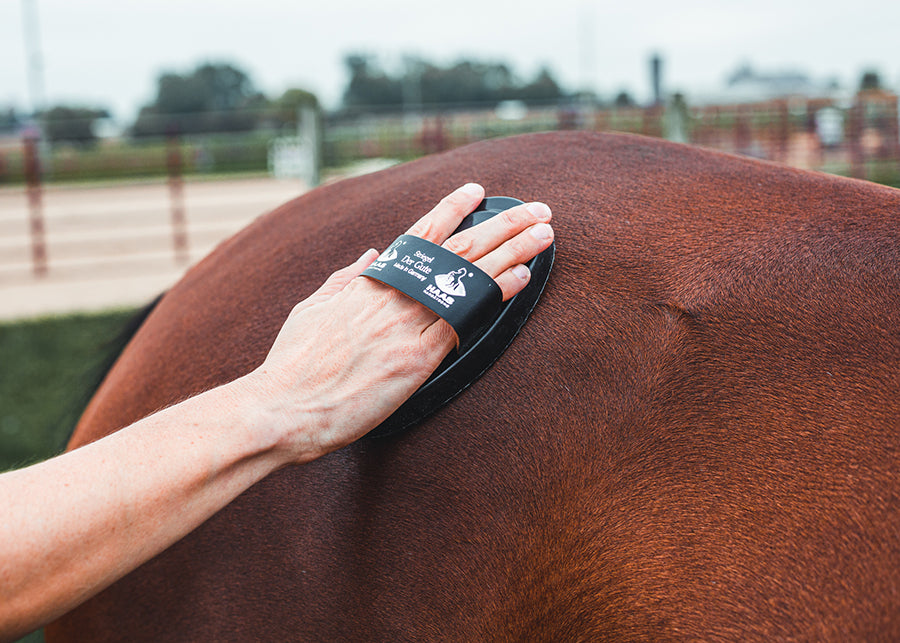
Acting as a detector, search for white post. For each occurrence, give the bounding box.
[300,106,320,186]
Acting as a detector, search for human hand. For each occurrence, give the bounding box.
[243,183,554,464]
[0,185,550,639]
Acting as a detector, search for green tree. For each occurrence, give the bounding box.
[340,54,566,111]
[859,70,882,92]
[0,107,21,134]
[41,105,110,145]
[516,67,564,104]
[614,90,636,108]
[418,59,516,105]
[342,54,403,109]
[132,62,266,137]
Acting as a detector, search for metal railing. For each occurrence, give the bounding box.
[1,92,898,283]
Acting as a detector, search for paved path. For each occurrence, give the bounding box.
[0,177,307,320]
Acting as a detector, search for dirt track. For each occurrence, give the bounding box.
[0,177,307,320]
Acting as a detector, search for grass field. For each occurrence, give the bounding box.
[0,308,138,473]
[0,308,139,643]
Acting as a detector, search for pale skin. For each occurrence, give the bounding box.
[0,183,554,640]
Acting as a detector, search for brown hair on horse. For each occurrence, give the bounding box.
[47,132,900,640]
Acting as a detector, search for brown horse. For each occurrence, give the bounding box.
[46,131,900,641]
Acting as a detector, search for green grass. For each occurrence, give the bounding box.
[0,308,139,642]
[0,308,138,473]
[1,134,278,185]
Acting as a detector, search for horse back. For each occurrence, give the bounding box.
[48,132,900,641]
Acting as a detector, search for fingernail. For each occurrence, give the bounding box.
[529,223,553,241]
[512,264,530,281]
[460,182,482,197]
[359,248,378,262]
[526,202,551,220]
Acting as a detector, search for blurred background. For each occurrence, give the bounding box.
[2,0,899,316]
[0,1,898,634]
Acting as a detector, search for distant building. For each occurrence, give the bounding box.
[691,63,845,106]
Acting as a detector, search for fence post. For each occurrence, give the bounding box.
[300,106,320,186]
[663,94,689,143]
[641,103,664,139]
[884,94,900,164]
[847,100,866,180]
[166,132,190,266]
[776,99,790,163]
[23,132,47,277]
[735,105,751,156]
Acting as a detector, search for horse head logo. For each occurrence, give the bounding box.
[377,239,402,262]
[434,267,469,297]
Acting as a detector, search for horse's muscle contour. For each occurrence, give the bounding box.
[47,132,900,641]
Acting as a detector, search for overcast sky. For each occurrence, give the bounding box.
[3,0,898,121]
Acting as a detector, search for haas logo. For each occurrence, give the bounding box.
[434,268,469,297]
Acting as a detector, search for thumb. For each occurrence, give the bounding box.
[289,248,379,317]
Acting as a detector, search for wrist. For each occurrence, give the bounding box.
[204,372,292,472]
[230,368,325,467]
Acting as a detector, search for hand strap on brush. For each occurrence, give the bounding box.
[361,234,502,348]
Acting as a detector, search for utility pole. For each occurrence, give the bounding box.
[21,0,47,119]
[578,4,597,126]
[579,5,596,97]
[21,0,48,277]
[650,53,663,106]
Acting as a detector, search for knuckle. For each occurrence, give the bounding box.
[500,208,520,229]
[329,265,353,281]
[407,220,436,239]
[440,190,468,209]
[444,233,473,256]
[354,280,392,308]
[391,346,425,377]
[505,235,530,260]
[371,286,404,310]
[345,276,369,294]
[433,321,458,351]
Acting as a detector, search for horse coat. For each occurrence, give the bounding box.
[47,131,900,641]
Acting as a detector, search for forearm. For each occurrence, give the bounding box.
[0,184,554,640]
[0,374,286,640]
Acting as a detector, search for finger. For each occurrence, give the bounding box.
[290,248,379,316]
[420,317,460,356]
[474,222,554,279]
[316,248,379,296]
[493,264,532,301]
[442,201,551,262]
[405,183,485,243]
